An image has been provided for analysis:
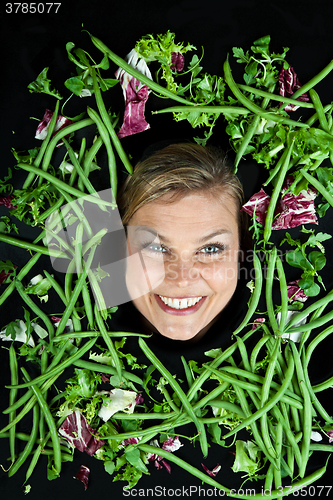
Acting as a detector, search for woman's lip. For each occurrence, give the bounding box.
[154,294,207,316]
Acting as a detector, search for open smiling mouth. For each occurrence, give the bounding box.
[154,294,207,315]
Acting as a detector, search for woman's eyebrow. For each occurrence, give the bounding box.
[196,230,232,243]
[157,229,232,244]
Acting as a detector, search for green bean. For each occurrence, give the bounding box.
[306,103,333,127]
[86,106,117,197]
[186,328,256,402]
[0,432,30,441]
[8,344,18,463]
[25,444,43,482]
[264,153,297,188]
[3,371,57,415]
[47,339,71,371]
[83,135,103,174]
[222,347,295,439]
[8,397,39,477]
[299,300,330,352]
[62,138,99,196]
[0,374,61,435]
[225,372,279,470]
[40,118,94,171]
[181,356,198,403]
[77,137,87,192]
[237,87,275,174]
[0,252,42,306]
[138,337,207,455]
[279,400,295,477]
[94,304,123,381]
[261,337,281,406]
[17,163,116,208]
[158,383,181,413]
[39,348,49,442]
[309,444,333,452]
[273,421,283,490]
[23,100,60,189]
[260,338,281,458]
[264,462,274,491]
[305,323,333,366]
[82,280,94,329]
[35,163,79,226]
[55,249,96,337]
[51,330,150,340]
[90,34,197,106]
[312,376,333,392]
[286,306,333,335]
[215,365,303,406]
[237,83,315,108]
[250,334,271,372]
[284,288,333,331]
[301,349,333,424]
[6,337,96,390]
[265,247,279,333]
[15,279,55,340]
[89,271,108,317]
[72,359,143,386]
[43,270,80,321]
[236,335,251,371]
[309,89,330,132]
[43,225,75,258]
[21,367,62,477]
[290,342,312,478]
[234,115,261,171]
[193,381,230,412]
[74,221,84,275]
[233,252,263,335]
[153,105,250,116]
[275,255,288,333]
[300,167,333,208]
[103,415,190,440]
[0,233,70,260]
[207,399,245,418]
[223,57,309,129]
[81,227,108,255]
[90,66,133,175]
[264,139,294,244]
[139,445,326,500]
[271,404,303,473]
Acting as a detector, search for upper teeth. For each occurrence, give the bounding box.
[159,296,202,309]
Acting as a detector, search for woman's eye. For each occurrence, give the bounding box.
[198,244,225,256]
[146,243,167,253]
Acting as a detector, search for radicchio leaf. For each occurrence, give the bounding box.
[287,280,309,303]
[74,464,90,490]
[115,49,152,139]
[279,67,309,111]
[58,410,105,456]
[242,176,317,230]
[35,109,73,145]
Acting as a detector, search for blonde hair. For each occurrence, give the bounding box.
[117,143,248,247]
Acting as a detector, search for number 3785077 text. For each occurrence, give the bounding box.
[5,3,61,13]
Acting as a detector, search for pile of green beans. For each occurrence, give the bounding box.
[1,32,333,498]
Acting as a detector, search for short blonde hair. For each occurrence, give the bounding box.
[117,143,248,247]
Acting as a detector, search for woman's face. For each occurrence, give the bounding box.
[125,190,240,341]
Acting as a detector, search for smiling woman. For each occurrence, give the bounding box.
[118,143,248,340]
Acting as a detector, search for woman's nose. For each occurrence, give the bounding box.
[164,255,200,287]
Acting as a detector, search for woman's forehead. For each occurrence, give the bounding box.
[128,192,240,237]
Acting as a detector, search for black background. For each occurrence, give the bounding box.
[1,0,333,499]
